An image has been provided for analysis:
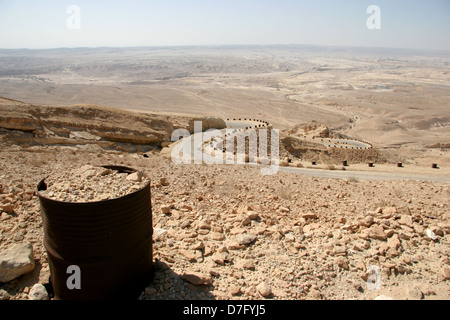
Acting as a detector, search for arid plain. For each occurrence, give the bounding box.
[0,46,449,300]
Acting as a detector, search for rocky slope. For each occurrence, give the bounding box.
[0,142,448,300]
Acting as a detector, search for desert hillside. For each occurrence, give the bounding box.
[0,141,449,300]
[0,96,226,151]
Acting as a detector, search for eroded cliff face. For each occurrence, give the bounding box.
[0,97,226,148]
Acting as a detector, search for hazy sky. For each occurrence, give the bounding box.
[0,0,449,50]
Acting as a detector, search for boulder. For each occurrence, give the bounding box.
[0,243,35,283]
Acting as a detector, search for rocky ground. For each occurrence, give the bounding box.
[0,142,449,300]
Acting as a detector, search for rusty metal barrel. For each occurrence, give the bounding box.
[37,166,153,300]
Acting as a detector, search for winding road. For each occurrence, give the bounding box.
[169,119,450,184]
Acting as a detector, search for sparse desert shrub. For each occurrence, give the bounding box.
[296,163,303,168]
[326,165,336,170]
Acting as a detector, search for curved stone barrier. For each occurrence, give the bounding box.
[226,118,271,130]
[317,137,373,150]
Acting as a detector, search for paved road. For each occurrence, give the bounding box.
[279,166,450,183]
[170,124,450,184]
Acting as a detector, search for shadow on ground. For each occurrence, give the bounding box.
[140,259,216,300]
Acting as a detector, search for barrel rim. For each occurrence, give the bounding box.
[37,165,150,205]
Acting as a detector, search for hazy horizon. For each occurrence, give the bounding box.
[1,0,449,51]
[0,43,449,55]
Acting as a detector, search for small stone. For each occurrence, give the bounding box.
[368,225,387,241]
[307,289,322,300]
[28,284,48,300]
[18,222,28,229]
[145,287,157,295]
[230,285,241,296]
[284,233,295,242]
[160,178,170,186]
[256,282,272,297]
[181,272,212,286]
[302,213,317,219]
[279,207,290,213]
[236,234,257,246]
[198,221,211,230]
[382,207,397,216]
[247,212,260,220]
[0,289,10,300]
[211,232,225,241]
[180,220,191,229]
[398,215,413,227]
[384,229,395,238]
[334,246,347,256]
[353,282,363,292]
[374,295,394,300]
[153,228,167,240]
[226,241,244,250]
[387,234,401,250]
[425,229,438,241]
[239,259,255,270]
[179,249,197,262]
[181,204,193,211]
[0,204,14,214]
[0,242,35,282]
[399,232,411,240]
[429,226,443,236]
[440,267,450,281]
[192,241,205,250]
[98,168,112,176]
[161,206,171,214]
[358,216,374,227]
[407,287,424,300]
[212,252,228,265]
[335,257,349,270]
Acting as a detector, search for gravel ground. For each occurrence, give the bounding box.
[0,143,449,300]
[38,165,150,203]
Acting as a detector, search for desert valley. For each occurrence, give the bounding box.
[0,45,449,300]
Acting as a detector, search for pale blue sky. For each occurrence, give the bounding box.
[0,0,449,50]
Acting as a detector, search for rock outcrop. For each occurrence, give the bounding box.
[0,97,226,148]
[287,120,330,138]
